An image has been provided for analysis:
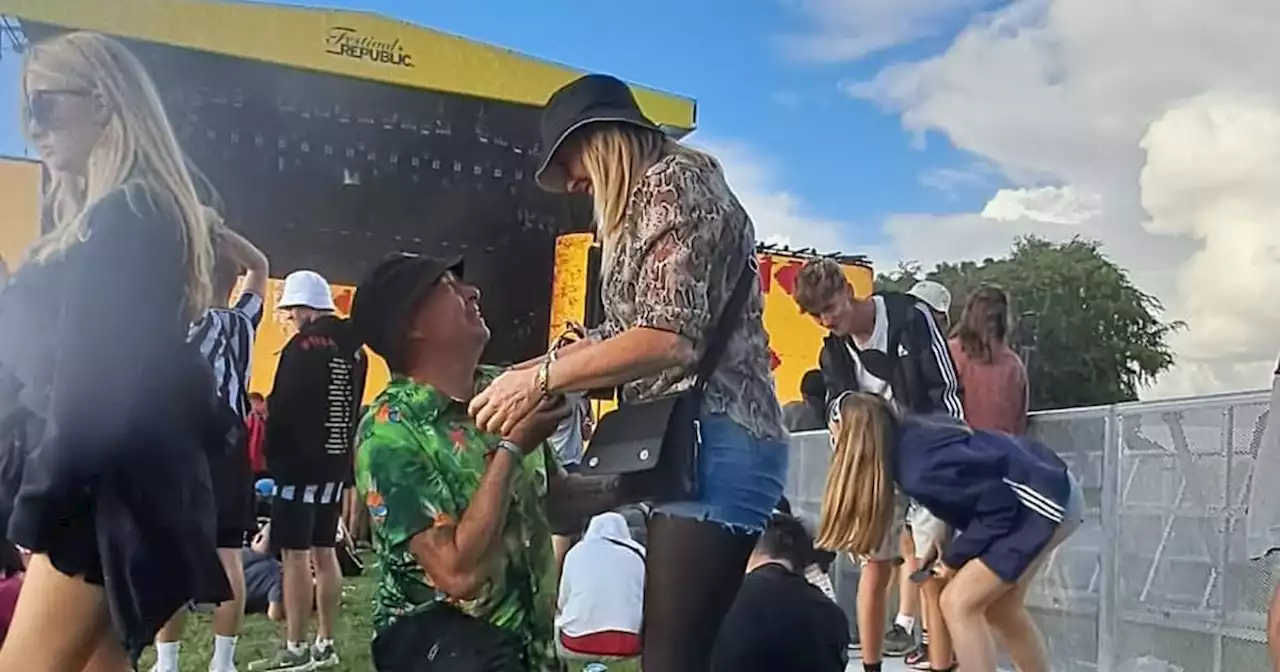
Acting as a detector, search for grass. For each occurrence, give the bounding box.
[137,558,376,672]
[133,554,640,672]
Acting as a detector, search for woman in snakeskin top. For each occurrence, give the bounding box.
[470,74,788,672]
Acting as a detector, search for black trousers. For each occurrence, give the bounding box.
[372,605,523,672]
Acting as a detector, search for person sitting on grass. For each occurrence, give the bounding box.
[711,512,851,672]
[242,522,287,622]
[556,512,645,663]
[350,252,627,672]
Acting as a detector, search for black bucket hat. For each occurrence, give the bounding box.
[350,252,464,373]
[535,73,662,193]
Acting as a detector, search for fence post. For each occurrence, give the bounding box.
[1212,405,1235,672]
[1097,406,1121,671]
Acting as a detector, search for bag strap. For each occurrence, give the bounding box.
[605,537,646,563]
[692,256,759,393]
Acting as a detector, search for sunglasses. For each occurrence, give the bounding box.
[26,89,94,129]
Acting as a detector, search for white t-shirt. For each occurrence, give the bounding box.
[846,296,893,401]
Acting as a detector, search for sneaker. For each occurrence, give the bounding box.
[905,643,930,669]
[311,641,340,669]
[883,624,915,657]
[246,646,314,672]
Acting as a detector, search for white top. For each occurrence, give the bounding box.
[846,296,893,401]
[548,393,589,468]
[556,512,646,637]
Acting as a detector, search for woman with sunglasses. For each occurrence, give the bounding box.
[0,32,230,671]
[817,392,1083,672]
[469,74,787,671]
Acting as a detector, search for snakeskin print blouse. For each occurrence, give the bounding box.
[594,150,786,442]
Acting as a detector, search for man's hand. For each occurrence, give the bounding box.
[504,396,571,454]
[547,471,626,533]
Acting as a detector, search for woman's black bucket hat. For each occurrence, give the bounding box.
[535,73,662,193]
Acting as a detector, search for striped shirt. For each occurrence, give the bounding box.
[188,292,264,420]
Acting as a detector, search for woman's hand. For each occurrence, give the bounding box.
[932,562,957,581]
[469,366,543,436]
[505,397,572,453]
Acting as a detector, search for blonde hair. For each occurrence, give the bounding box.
[815,392,899,556]
[22,32,214,318]
[574,123,713,242]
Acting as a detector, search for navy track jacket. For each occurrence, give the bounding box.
[893,415,1074,581]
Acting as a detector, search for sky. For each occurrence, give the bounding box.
[3,0,1280,400]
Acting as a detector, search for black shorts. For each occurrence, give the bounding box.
[269,483,342,551]
[209,435,255,549]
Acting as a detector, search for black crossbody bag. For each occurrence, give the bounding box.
[579,257,758,503]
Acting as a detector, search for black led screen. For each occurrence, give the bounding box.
[25,22,594,364]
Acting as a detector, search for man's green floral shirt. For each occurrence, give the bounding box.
[355,368,559,671]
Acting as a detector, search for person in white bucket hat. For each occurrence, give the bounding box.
[258,269,366,671]
[908,280,953,331]
[278,270,337,316]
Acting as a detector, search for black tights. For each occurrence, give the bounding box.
[641,514,759,672]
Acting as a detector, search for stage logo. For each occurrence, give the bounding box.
[325,26,414,68]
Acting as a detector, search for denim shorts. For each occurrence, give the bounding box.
[651,413,788,535]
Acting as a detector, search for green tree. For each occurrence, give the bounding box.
[874,236,1180,410]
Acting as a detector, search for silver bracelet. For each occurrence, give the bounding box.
[493,440,524,468]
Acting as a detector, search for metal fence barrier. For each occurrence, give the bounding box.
[785,390,1273,672]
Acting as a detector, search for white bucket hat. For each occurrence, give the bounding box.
[279,270,337,311]
[908,280,952,315]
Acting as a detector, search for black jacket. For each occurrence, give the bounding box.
[0,184,233,661]
[711,563,850,672]
[266,315,367,486]
[819,291,964,419]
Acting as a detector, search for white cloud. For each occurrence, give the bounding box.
[693,138,855,254]
[1139,93,1280,374]
[779,0,992,62]
[839,0,1280,398]
[980,185,1101,225]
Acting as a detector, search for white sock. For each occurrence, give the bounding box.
[287,640,309,655]
[211,635,237,671]
[154,641,180,672]
[894,613,916,634]
[314,636,335,649]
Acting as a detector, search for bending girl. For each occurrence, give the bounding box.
[817,392,1082,672]
[0,32,229,671]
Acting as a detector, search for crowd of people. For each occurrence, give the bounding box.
[0,29,1090,672]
